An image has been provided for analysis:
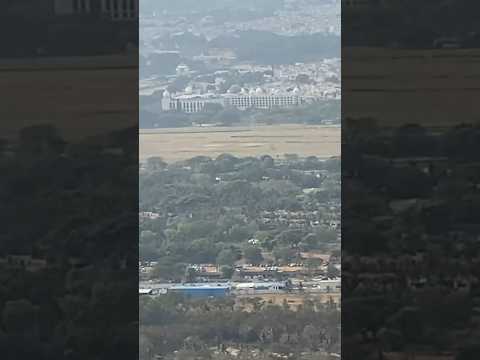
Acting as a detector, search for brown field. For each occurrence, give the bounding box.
[343,47,480,126]
[235,292,340,311]
[0,56,137,141]
[140,124,340,162]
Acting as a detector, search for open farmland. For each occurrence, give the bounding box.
[0,56,137,141]
[343,47,480,127]
[140,124,340,162]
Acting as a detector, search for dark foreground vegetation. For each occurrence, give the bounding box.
[140,294,340,360]
[0,125,138,359]
[343,119,480,359]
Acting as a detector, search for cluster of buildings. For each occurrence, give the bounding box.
[139,278,341,299]
[260,209,339,230]
[227,0,340,36]
[149,57,340,111]
[139,0,341,108]
[143,0,339,39]
[139,249,341,301]
[161,88,307,113]
[156,59,340,113]
[140,282,289,298]
[139,211,161,220]
[139,157,341,307]
[271,59,340,85]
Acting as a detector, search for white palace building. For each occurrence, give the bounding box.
[161,88,306,114]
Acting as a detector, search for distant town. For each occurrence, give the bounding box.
[139,154,341,359]
[153,59,340,115]
[139,155,341,305]
[139,1,341,359]
[140,0,340,128]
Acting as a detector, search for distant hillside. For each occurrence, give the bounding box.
[143,30,339,69]
[210,31,340,64]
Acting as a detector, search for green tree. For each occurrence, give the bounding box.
[228,224,251,243]
[216,249,237,266]
[220,265,234,279]
[327,262,340,278]
[458,346,480,360]
[243,246,264,264]
[19,124,66,156]
[316,228,337,244]
[152,258,187,281]
[2,299,37,336]
[301,324,319,350]
[273,247,296,265]
[146,156,167,171]
[300,233,320,250]
[275,229,304,249]
[185,267,198,282]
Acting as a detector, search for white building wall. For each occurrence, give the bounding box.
[162,94,304,113]
[225,95,302,110]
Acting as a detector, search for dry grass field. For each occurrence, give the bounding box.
[343,47,480,127]
[0,56,137,141]
[235,292,340,312]
[140,124,340,162]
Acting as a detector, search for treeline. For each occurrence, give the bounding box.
[342,118,480,358]
[140,154,340,278]
[140,294,340,360]
[142,31,339,76]
[344,120,480,202]
[210,31,340,65]
[140,101,340,128]
[0,125,138,359]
